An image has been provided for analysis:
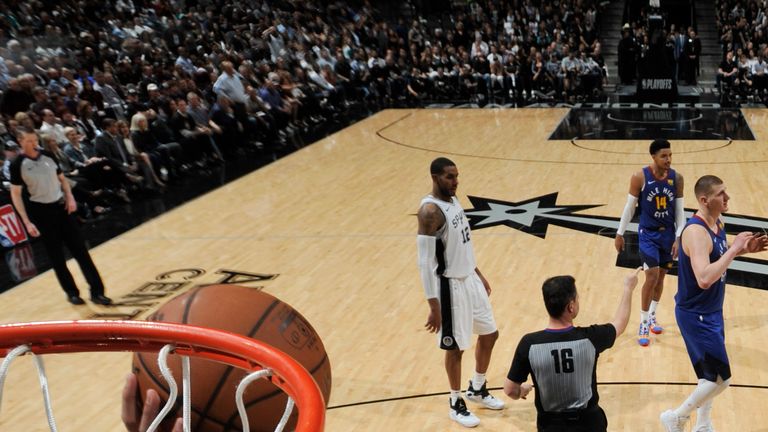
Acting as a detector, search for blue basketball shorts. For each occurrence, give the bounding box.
[638,227,675,269]
[675,307,731,382]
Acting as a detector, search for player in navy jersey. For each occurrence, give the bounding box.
[504,269,640,431]
[615,139,685,346]
[417,157,505,428]
[660,175,767,432]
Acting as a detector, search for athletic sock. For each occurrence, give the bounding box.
[640,310,649,324]
[649,300,659,317]
[674,379,720,417]
[471,372,486,390]
[696,399,713,427]
[450,390,461,404]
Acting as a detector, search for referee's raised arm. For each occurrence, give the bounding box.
[610,267,642,336]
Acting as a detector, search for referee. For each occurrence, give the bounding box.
[9,127,112,306]
[504,269,640,431]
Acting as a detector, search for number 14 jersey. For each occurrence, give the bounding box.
[639,166,678,230]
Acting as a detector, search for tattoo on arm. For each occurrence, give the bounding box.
[417,203,444,235]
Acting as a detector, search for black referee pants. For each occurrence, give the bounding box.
[28,201,105,298]
[537,405,607,432]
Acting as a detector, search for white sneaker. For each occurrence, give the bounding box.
[660,409,690,432]
[465,380,505,410]
[693,425,715,432]
[449,397,480,427]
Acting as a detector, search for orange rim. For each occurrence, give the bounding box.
[0,320,325,431]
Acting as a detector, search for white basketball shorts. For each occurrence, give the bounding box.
[437,272,497,351]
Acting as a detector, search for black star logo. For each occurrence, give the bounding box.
[465,193,610,238]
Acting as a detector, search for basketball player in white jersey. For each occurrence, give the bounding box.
[417,157,505,427]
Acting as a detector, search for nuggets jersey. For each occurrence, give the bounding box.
[676,215,728,313]
[420,195,476,278]
[639,166,677,230]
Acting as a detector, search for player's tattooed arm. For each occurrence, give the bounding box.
[418,203,445,236]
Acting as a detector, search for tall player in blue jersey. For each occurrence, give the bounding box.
[660,175,767,432]
[615,139,684,346]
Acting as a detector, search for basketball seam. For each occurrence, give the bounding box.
[181,285,204,324]
[135,286,236,428]
[197,298,282,429]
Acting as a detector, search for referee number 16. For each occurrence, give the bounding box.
[550,348,574,373]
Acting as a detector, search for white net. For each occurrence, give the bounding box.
[0,343,295,432]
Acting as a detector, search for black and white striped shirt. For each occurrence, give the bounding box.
[508,324,615,413]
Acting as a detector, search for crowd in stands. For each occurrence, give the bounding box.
[616,5,702,88]
[716,0,768,101]
[0,0,610,221]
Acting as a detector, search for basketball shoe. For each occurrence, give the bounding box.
[449,397,480,428]
[466,380,506,410]
[660,409,690,432]
[638,322,650,346]
[649,313,663,334]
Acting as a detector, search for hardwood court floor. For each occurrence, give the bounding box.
[1,108,768,431]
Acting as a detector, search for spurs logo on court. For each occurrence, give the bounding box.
[464,193,768,290]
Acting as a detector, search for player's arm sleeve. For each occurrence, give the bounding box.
[507,336,532,383]
[417,234,439,299]
[617,194,638,236]
[675,198,685,237]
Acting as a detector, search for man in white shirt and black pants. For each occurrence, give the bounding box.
[9,127,112,306]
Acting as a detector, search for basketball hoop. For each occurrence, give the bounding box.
[0,320,325,431]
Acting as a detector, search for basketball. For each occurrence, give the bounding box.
[132,285,332,432]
